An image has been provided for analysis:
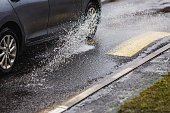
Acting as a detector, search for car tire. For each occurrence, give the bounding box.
[85,2,101,41]
[0,28,19,75]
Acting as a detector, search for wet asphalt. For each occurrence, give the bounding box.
[65,50,170,113]
[0,0,170,113]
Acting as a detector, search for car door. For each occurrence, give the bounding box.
[9,0,49,43]
[48,0,82,37]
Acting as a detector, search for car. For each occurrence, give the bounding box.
[0,0,101,74]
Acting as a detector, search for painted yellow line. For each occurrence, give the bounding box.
[107,32,170,57]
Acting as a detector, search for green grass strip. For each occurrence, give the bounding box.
[118,73,170,113]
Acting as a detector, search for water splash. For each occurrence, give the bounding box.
[41,13,99,72]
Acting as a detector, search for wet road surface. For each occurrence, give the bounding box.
[65,50,170,113]
[0,0,170,113]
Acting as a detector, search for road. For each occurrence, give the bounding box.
[65,50,170,113]
[0,0,170,113]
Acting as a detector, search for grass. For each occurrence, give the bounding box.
[118,73,170,113]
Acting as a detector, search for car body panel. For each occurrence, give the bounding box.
[9,0,49,43]
[48,0,82,37]
[0,0,26,48]
[0,0,21,31]
[0,0,101,46]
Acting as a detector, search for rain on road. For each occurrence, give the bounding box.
[0,0,170,113]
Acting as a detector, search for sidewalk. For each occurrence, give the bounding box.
[64,49,170,113]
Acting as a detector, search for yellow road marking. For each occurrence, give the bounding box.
[107,32,170,57]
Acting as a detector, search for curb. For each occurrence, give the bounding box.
[39,43,170,113]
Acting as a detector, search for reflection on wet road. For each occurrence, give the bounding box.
[0,0,170,113]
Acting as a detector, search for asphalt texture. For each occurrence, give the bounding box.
[64,49,170,113]
[0,0,170,113]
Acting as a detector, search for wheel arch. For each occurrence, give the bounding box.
[0,21,25,54]
[89,0,101,7]
[82,0,101,15]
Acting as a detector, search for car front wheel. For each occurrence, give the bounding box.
[0,28,19,75]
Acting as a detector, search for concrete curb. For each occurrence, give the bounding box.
[39,43,170,113]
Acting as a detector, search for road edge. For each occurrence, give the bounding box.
[39,43,170,113]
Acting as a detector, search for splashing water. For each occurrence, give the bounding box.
[42,13,99,72]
